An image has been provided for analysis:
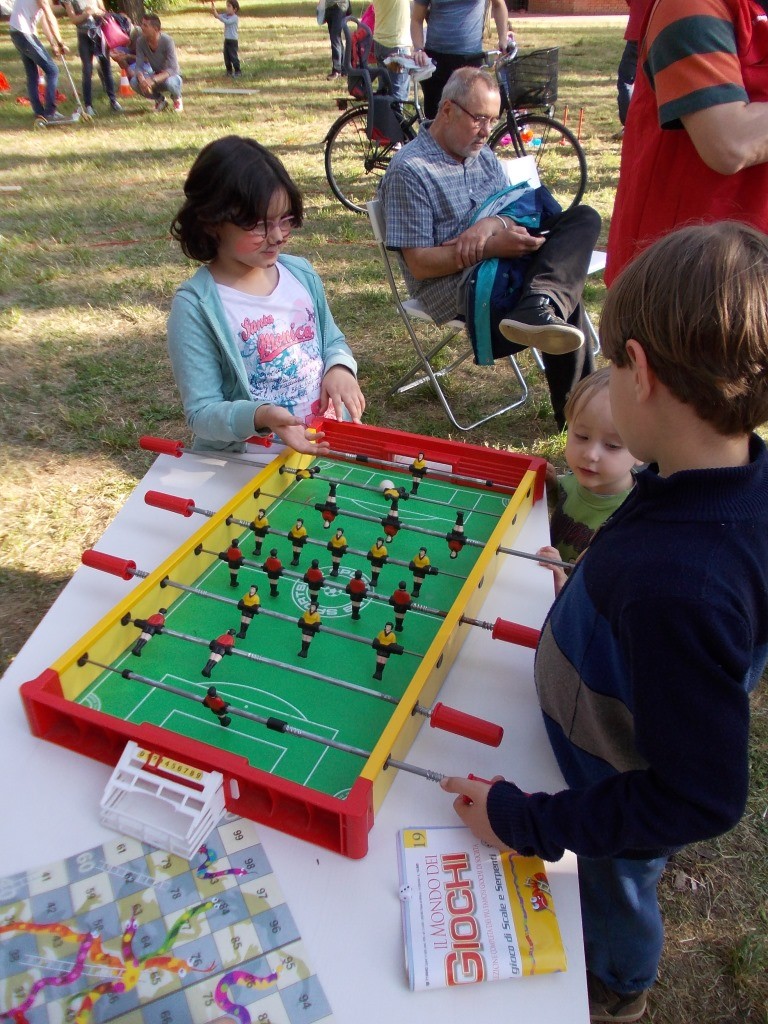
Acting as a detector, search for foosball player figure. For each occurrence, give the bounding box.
[203,686,231,728]
[251,509,270,556]
[303,559,325,598]
[447,512,466,559]
[409,547,437,598]
[131,608,167,657]
[327,527,348,576]
[389,581,412,632]
[367,537,388,588]
[289,518,308,566]
[409,452,428,494]
[372,622,399,680]
[294,467,315,482]
[346,569,368,619]
[382,482,407,502]
[221,539,244,587]
[263,548,283,597]
[202,628,236,678]
[297,601,322,658]
[237,584,260,639]
[381,498,401,541]
[315,483,338,528]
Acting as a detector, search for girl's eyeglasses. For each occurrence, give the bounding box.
[248,215,297,241]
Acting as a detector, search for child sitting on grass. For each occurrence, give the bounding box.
[441,221,768,1023]
[210,0,241,78]
[537,366,641,593]
[168,135,365,455]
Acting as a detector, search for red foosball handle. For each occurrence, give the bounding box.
[139,436,185,457]
[491,619,541,649]
[81,549,136,580]
[244,434,274,448]
[430,702,503,747]
[145,490,195,517]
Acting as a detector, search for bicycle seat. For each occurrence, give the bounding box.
[341,16,394,102]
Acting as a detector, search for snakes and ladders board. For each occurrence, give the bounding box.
[0,816,333,1024]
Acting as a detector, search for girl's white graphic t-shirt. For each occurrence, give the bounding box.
[217,264,328,423]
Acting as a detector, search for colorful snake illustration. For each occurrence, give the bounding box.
[196,844,249,880]
[214,965,284,1024]
[0,929,97,1021]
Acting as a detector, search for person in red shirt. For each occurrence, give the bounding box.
[222,539,244,587]
[388,581,412,632]
[202,685,231,727]
[263,548,283,597]
[345,569,368,619]
[202,628,236,677]
[303,559,325,598]
[131,608,167,657]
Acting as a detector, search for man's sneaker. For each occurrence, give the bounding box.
[499,294,584,356]
[587,971,648,1022]
[85,105,96,117]
[153,97,168,113]
[110,100,123,112]
[173,97,183,113]
[46,111,66,122]
[232,71,242,78]
[326,70,342,80]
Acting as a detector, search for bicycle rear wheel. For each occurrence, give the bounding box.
[324,105,416,214]
[489,112,587,212]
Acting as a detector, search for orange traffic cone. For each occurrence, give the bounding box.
[119,71,132,97]
[0,72,10,93]
[38,71,66,104]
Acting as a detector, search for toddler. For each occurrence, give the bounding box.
[211,0,241,77]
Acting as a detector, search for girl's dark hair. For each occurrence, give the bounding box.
[170,135,304,263]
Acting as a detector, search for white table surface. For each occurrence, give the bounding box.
[0,450,588,1024]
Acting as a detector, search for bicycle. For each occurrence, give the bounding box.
[323,29,588,215]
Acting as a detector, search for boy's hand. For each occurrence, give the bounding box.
[536,544,568,593]
[254,405,330,455]
[319,366,366,423]
[440,775,514,851]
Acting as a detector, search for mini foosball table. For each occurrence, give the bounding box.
[21,421,547,858]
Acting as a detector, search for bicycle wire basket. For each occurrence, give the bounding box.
[497,47,559,110]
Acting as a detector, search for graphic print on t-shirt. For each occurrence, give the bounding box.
[218,265,325,422]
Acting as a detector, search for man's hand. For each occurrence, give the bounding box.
[254,405,331,455]
[440,775,515,850]
[136,72,154,96]
[442,219,545,270]
[441,219,497,269]
[319,366,365,423]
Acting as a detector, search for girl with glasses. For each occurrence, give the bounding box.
[169,135,365,455]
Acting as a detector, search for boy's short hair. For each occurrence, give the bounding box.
[141,14,161,30]
[171,135,303,263]
[600,222,768,436]
[227,0,240,11]
[563,366,611,425]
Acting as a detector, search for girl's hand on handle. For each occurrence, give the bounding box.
[254,404,330,455]
[320,366,366,423]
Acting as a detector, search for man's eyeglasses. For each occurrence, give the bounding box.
[450,99,497,130]
[248,215,297,241]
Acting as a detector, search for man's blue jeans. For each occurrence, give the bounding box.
[10,29,58,117]
[130,73,183,101]
[579,854,668,994]
[373,41,410,102]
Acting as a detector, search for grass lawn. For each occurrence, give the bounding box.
[0,4,766,1021]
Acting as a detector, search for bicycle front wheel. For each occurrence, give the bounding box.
[489,113,587,212]
[324,106,398,214]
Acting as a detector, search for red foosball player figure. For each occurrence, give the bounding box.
[345,569,368,619]
[409,546,437,598]
[327,527,348,576]
[263,549,283,597]
[220,539,244,587]
[381,499,401,541]
[131,608,167,657]
[303,559,325,598]
[409,452,428,494]
[297,601,322,658]
[202,686,231,728]
[372,621,400,680]
[202,628,236,678]
[250,509,270,556]
[314,483,338,528]
[446,512,466,559]
[367,537,388,588]
[289,518,308,566]
[237,584,260,639]
[389,581,412,632]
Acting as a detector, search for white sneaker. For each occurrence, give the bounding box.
[85,105,96,117]
[110,100,123,113]
[153,97,168,113]
[172,97,183,113]
[47,111,66,122]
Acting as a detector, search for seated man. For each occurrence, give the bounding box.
[130,13,183,113]
[378,66,601,428]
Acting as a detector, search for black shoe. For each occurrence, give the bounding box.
[587,971,648,1022]
[500,295,584,355]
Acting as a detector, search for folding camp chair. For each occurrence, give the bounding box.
[367,198,531,432]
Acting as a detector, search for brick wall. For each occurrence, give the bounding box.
[528,1,628,14]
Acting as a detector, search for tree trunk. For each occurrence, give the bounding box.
[119,0,145,25]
